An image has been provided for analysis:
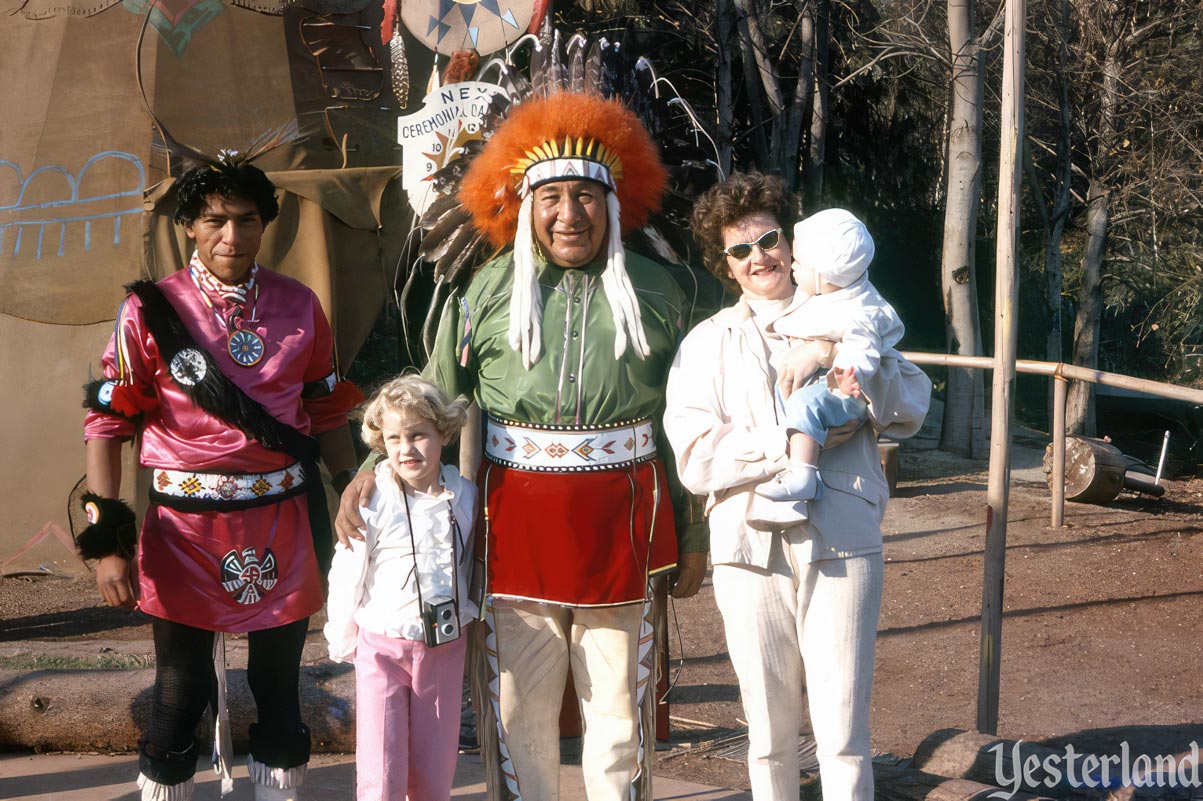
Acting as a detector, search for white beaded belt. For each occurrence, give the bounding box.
[150,463,307,504]
[484,415,656,473]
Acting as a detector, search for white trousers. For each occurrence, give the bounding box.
[713,538,883,801]
[491,599,648,801]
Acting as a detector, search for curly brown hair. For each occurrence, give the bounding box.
[689,171,798,292]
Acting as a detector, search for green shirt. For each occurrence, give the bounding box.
[424,248,707,551]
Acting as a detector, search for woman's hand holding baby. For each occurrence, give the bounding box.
[776,339,836,399]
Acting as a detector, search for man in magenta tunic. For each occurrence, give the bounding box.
[81,161,360,801]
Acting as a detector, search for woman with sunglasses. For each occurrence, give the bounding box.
[662,172,928,801]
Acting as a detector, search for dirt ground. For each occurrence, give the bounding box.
[655,443,1203,791]
[3,441,1203,794]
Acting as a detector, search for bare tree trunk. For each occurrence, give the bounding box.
[1043,200,1068,369]
[1044,0,1073,373]
[1066,39,1119,436]
[734,1,772,166]
[1067,176,1108,435]
[735,0,809,184]
[716,0,736,176]
[1025,0,1073,429]
[804,0,831,210]
[734,0,784,116]
[1042,177,1069,429]
[779,2,815,190]
[938,0,987,458]
[1026,151,1070,366]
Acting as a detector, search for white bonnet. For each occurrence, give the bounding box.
[792,208,875,288]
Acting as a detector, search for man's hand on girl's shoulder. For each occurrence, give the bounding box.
[334,471,375,549]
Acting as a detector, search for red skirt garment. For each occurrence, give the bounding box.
[137,495,323,632]
[478,457,678,606]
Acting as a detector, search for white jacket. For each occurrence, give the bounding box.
[663,295,930,569]
[324,462,478,662]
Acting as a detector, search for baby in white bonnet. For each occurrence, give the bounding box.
[748,208,907,530]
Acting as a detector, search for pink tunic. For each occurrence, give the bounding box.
[84,268,352,633]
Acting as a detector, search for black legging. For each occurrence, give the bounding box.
[140,616,311,785]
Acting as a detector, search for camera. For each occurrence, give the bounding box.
[421,595,460,647]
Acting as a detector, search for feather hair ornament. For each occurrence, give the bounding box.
[135,8,316,172]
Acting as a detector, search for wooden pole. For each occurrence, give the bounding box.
[978,0,1026,736]
[1051,376,1067,527]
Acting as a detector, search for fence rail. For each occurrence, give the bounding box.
[899,351,1203,527]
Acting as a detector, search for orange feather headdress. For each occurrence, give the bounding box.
[457,92,669,369]
[460,92,668,248]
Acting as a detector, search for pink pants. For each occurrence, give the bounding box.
[354,628,467,801]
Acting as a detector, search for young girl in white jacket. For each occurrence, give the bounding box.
[324,375,477,801]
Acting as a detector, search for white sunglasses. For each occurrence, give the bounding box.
[723,228,782,260]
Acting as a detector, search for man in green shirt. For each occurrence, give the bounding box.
[338,91,706,801]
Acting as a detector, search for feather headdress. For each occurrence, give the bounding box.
[459,92,667,368]
[459,92,667,248]
[408,32,724,360]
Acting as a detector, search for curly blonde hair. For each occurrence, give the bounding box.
[360,375,470,452]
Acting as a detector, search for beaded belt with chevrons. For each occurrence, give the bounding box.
[483,415,656,473]
[150,463,307,506]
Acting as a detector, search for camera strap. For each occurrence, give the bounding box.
[400,481,461,625]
